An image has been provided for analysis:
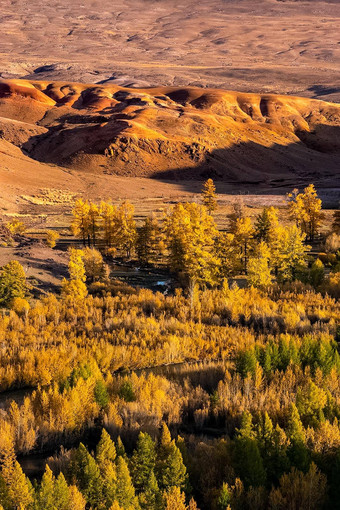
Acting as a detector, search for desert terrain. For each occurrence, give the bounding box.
[0,0,339,220]
[0,0,340,102]
[0,77,339,213]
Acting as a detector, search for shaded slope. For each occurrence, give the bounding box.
[0,79,339,187]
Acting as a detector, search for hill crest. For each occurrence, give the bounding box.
[0,79,339,185]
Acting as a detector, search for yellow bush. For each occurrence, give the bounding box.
[11,297,30,316]
[46,230,60,248]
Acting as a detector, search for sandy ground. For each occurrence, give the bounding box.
[0,0,338,224]
[0,242,69,293]
[0,81,339,203]
[0,0,339,102]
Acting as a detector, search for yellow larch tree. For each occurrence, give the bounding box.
[202,178,217,215]
[233,216,255,274]
[115,201,137,258]
[62,248,88,299]
[82,247,105,283]
[137,214,166,265]
[71,199,90,246]
[88,201,100,247]
[215,232,241,277]
[248,241,272,289]
[270,224,309,281]
[287,184,322,241]
[165,203,220,287]
[0,436,33,510]
[68,485,87,510]
[100,202,118,251]
[46,230,60,248]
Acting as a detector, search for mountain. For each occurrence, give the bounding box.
[0,79,339,189]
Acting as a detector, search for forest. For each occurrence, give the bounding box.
[0,182,340,509]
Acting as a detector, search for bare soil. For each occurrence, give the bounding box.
[0,0,339,102]
[0,0,338,230]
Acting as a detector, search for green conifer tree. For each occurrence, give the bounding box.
[115,456,136,509]
[139,470,161,510]
[237,410,255,440]
[236,349,258,379]
[254,207,272,242]
[254,207,278,243]
[234,412,266,487]
[96,429,117,468]
[257,412,274,448]
[54,472,71,510]
[95,430,118,507]
[257,414,289,485]
[287,403,310,472]
[287,403,305,444]
[116,437,127,460]
[94,380,109,409]
[234,438,266,488]
[130,432,156,491]
[101,461,117,509]
[159,441,188,492]
[68,443,103,508]
[35,465,56,510]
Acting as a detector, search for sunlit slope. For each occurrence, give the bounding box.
[0,79,339,184]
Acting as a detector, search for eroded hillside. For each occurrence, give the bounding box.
[0,79,339,187]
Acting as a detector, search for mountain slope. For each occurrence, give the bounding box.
[0,79,339,187]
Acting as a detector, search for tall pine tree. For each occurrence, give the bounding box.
[202,179,217,215]
[115,456,136,509]
[130,432,156,491]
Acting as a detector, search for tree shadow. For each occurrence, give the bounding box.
[17,255,68,279]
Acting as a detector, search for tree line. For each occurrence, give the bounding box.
[69,182,326,288]
[0,422,199,510]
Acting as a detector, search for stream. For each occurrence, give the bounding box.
[0,359,228,478]
[110,262,175,294]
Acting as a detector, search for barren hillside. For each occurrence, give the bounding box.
[0,0,339,101]
[0,79,339,187]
